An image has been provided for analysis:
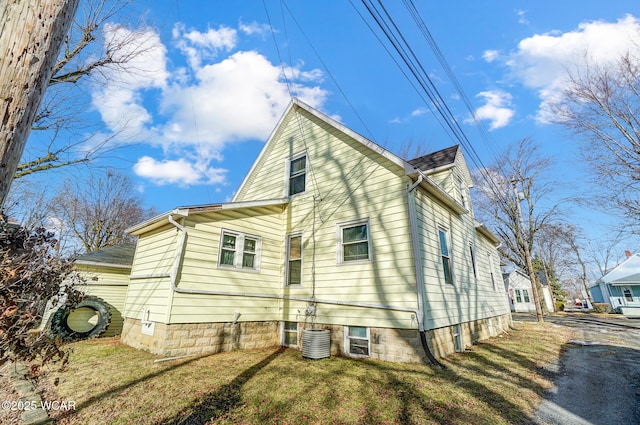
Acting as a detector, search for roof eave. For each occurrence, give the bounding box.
[75,260,132,269]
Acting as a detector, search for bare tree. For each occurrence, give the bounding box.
[552,52,640,230]
[17,0,158,179]
[53,171,155,253]
[473,138,563,271]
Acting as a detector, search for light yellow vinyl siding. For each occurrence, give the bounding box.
[413,183,510,330]
[75,265,128,336]
[168,206,284,324]
[124,226,177,322]
[235,105,419,329]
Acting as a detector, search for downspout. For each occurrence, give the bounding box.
[407,174,446,368]
[160,215,419,317]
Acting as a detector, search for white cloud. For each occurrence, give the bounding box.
[516,10,529,25]
[411,107,429,117]
[173,24,238,68]
[482,49,499,63]
[92,21,328,187]
[505,14,640,122]
[159,50,326,157]
[239,21,272,37]
[133,156,227,186]
[92,24,169,140]
[469,90,515,130]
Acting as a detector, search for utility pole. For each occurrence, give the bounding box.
[0,0,80,208]
[511,179,544,322]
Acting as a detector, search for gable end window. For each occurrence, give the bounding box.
[218,230,262,271]
[288,154,307,196]
[438,228,453,285]
[337,219,371,264]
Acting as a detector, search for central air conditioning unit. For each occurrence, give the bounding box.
[302,329,331,360]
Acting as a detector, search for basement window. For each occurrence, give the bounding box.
[282,322,298,347]
[345,326,370,357]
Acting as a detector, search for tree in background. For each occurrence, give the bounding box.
[532,255,568,305]
[52,171,154,253]
[0,217,84,369]
[17,0,158,179]
[553,52,640,231]
[473,138,564,271]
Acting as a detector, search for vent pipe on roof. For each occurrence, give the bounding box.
[625,250,632,258]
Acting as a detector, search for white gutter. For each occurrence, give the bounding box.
[406,174,426,332]
[130,214,420,321]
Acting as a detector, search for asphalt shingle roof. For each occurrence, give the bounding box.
[75,243,136,266]
[408,145,459,171]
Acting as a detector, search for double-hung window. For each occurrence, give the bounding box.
[287,234,302,285]
[438,228,453,285]
[515,289,522,303]
[523,289,530,303]
[218,230,261,271]
[288,154,307,196]
[337,219,371,264]
[345,326,370,357]
[623,287,633,302]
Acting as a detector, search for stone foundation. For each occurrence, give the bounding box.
[121,319,280,357]
[121,313,512,362]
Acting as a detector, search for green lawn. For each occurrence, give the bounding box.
[39,322,572,425]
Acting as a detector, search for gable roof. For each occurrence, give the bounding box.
[610,272,640,285]
[598,253,640,285]
[75,243,136,269]
[233,98,414,202]
[408,145,460,172]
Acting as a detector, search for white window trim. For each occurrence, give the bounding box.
[285,232,303,286]
[281,321,299,348]
[336,218,372,265]
[488,254,497,291]
[284,151,308,198]
[438,226,454,285]
[343,325,370,358]
[468,241,478,282]
[217,228,262,272]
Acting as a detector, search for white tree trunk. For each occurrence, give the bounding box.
[0,0,80,208]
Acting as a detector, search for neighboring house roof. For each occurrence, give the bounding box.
[597,253,640,285]
[610,272,640,285]
[75,243,136,269]
[408,145,459,172]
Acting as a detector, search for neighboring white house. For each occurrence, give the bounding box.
[590,252,640,315]
[503,269,536,313]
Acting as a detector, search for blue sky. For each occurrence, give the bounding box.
[29,1,640,255]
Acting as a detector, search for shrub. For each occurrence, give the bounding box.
[592,303,612,314]
[555,301,565,311]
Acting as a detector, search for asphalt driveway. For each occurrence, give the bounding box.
[512,313,640,425]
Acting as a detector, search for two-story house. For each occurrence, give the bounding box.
[120,98,511,363]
